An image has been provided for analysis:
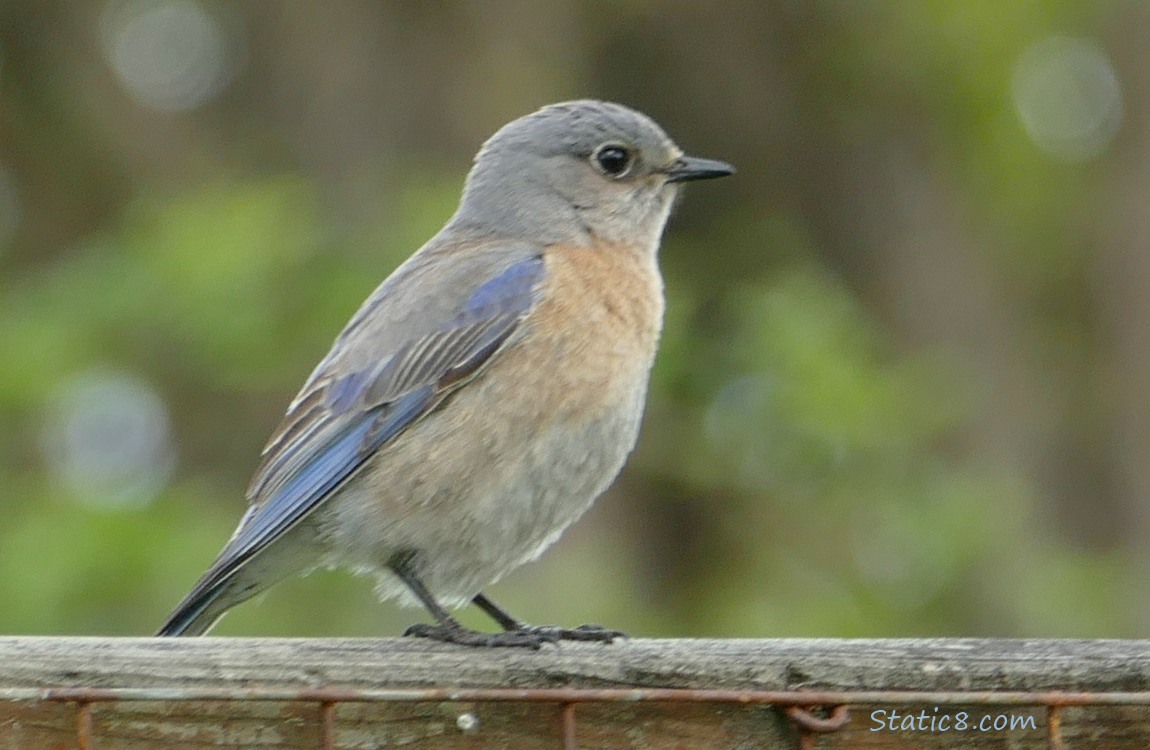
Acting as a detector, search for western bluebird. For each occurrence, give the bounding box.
[157,100,733,647]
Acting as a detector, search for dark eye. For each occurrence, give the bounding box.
[593,144,633,177]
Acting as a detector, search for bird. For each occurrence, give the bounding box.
[157,100,733,647]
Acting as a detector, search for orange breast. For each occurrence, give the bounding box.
[525,243,665,420]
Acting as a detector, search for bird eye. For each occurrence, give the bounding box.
[592,144,633,178]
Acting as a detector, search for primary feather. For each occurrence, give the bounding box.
[156,250,545,636]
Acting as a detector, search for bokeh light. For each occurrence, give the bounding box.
[1012,36,1123,162]
[100,0,242,112]
[39,370,176,509]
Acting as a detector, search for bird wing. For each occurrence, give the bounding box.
[160,251,545,631]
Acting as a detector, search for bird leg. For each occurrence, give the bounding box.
[390,553,557,648]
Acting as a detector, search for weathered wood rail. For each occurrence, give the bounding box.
[1,637,1148,748]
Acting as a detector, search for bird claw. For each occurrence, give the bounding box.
[514,623,627,643]
[403,622,558,649]
[402,621,625,648]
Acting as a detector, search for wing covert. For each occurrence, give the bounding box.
[192,253,546,595]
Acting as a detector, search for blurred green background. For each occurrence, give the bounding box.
[1,1,1145,638]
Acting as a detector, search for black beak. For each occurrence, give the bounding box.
[664,155,736,183]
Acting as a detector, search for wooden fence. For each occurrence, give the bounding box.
[1,637,1148,748]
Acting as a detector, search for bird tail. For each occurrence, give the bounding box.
[156,523,305,636]
[156,555,269,636]
[157,544,299,636]
[155,580,231,636]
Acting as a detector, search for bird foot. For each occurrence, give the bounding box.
[513,623,626,643]
[403,622,559,649]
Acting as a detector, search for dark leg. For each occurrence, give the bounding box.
[390,553,554,649]
[471,592,627,644]
[471,592,525,630]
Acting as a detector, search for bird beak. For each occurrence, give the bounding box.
[664,155,736,183]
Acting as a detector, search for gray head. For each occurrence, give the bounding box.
[449,100,733,248]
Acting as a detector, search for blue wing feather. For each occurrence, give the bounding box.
[227,384,438,562]
[158,254,546,633]
[464,258,544,315]
[232,256,544,566]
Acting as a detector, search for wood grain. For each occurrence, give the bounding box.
[0,637,1147,748]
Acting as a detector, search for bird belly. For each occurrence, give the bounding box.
[315,351,651,609]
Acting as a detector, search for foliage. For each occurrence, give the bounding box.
[0,1,1138,637]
